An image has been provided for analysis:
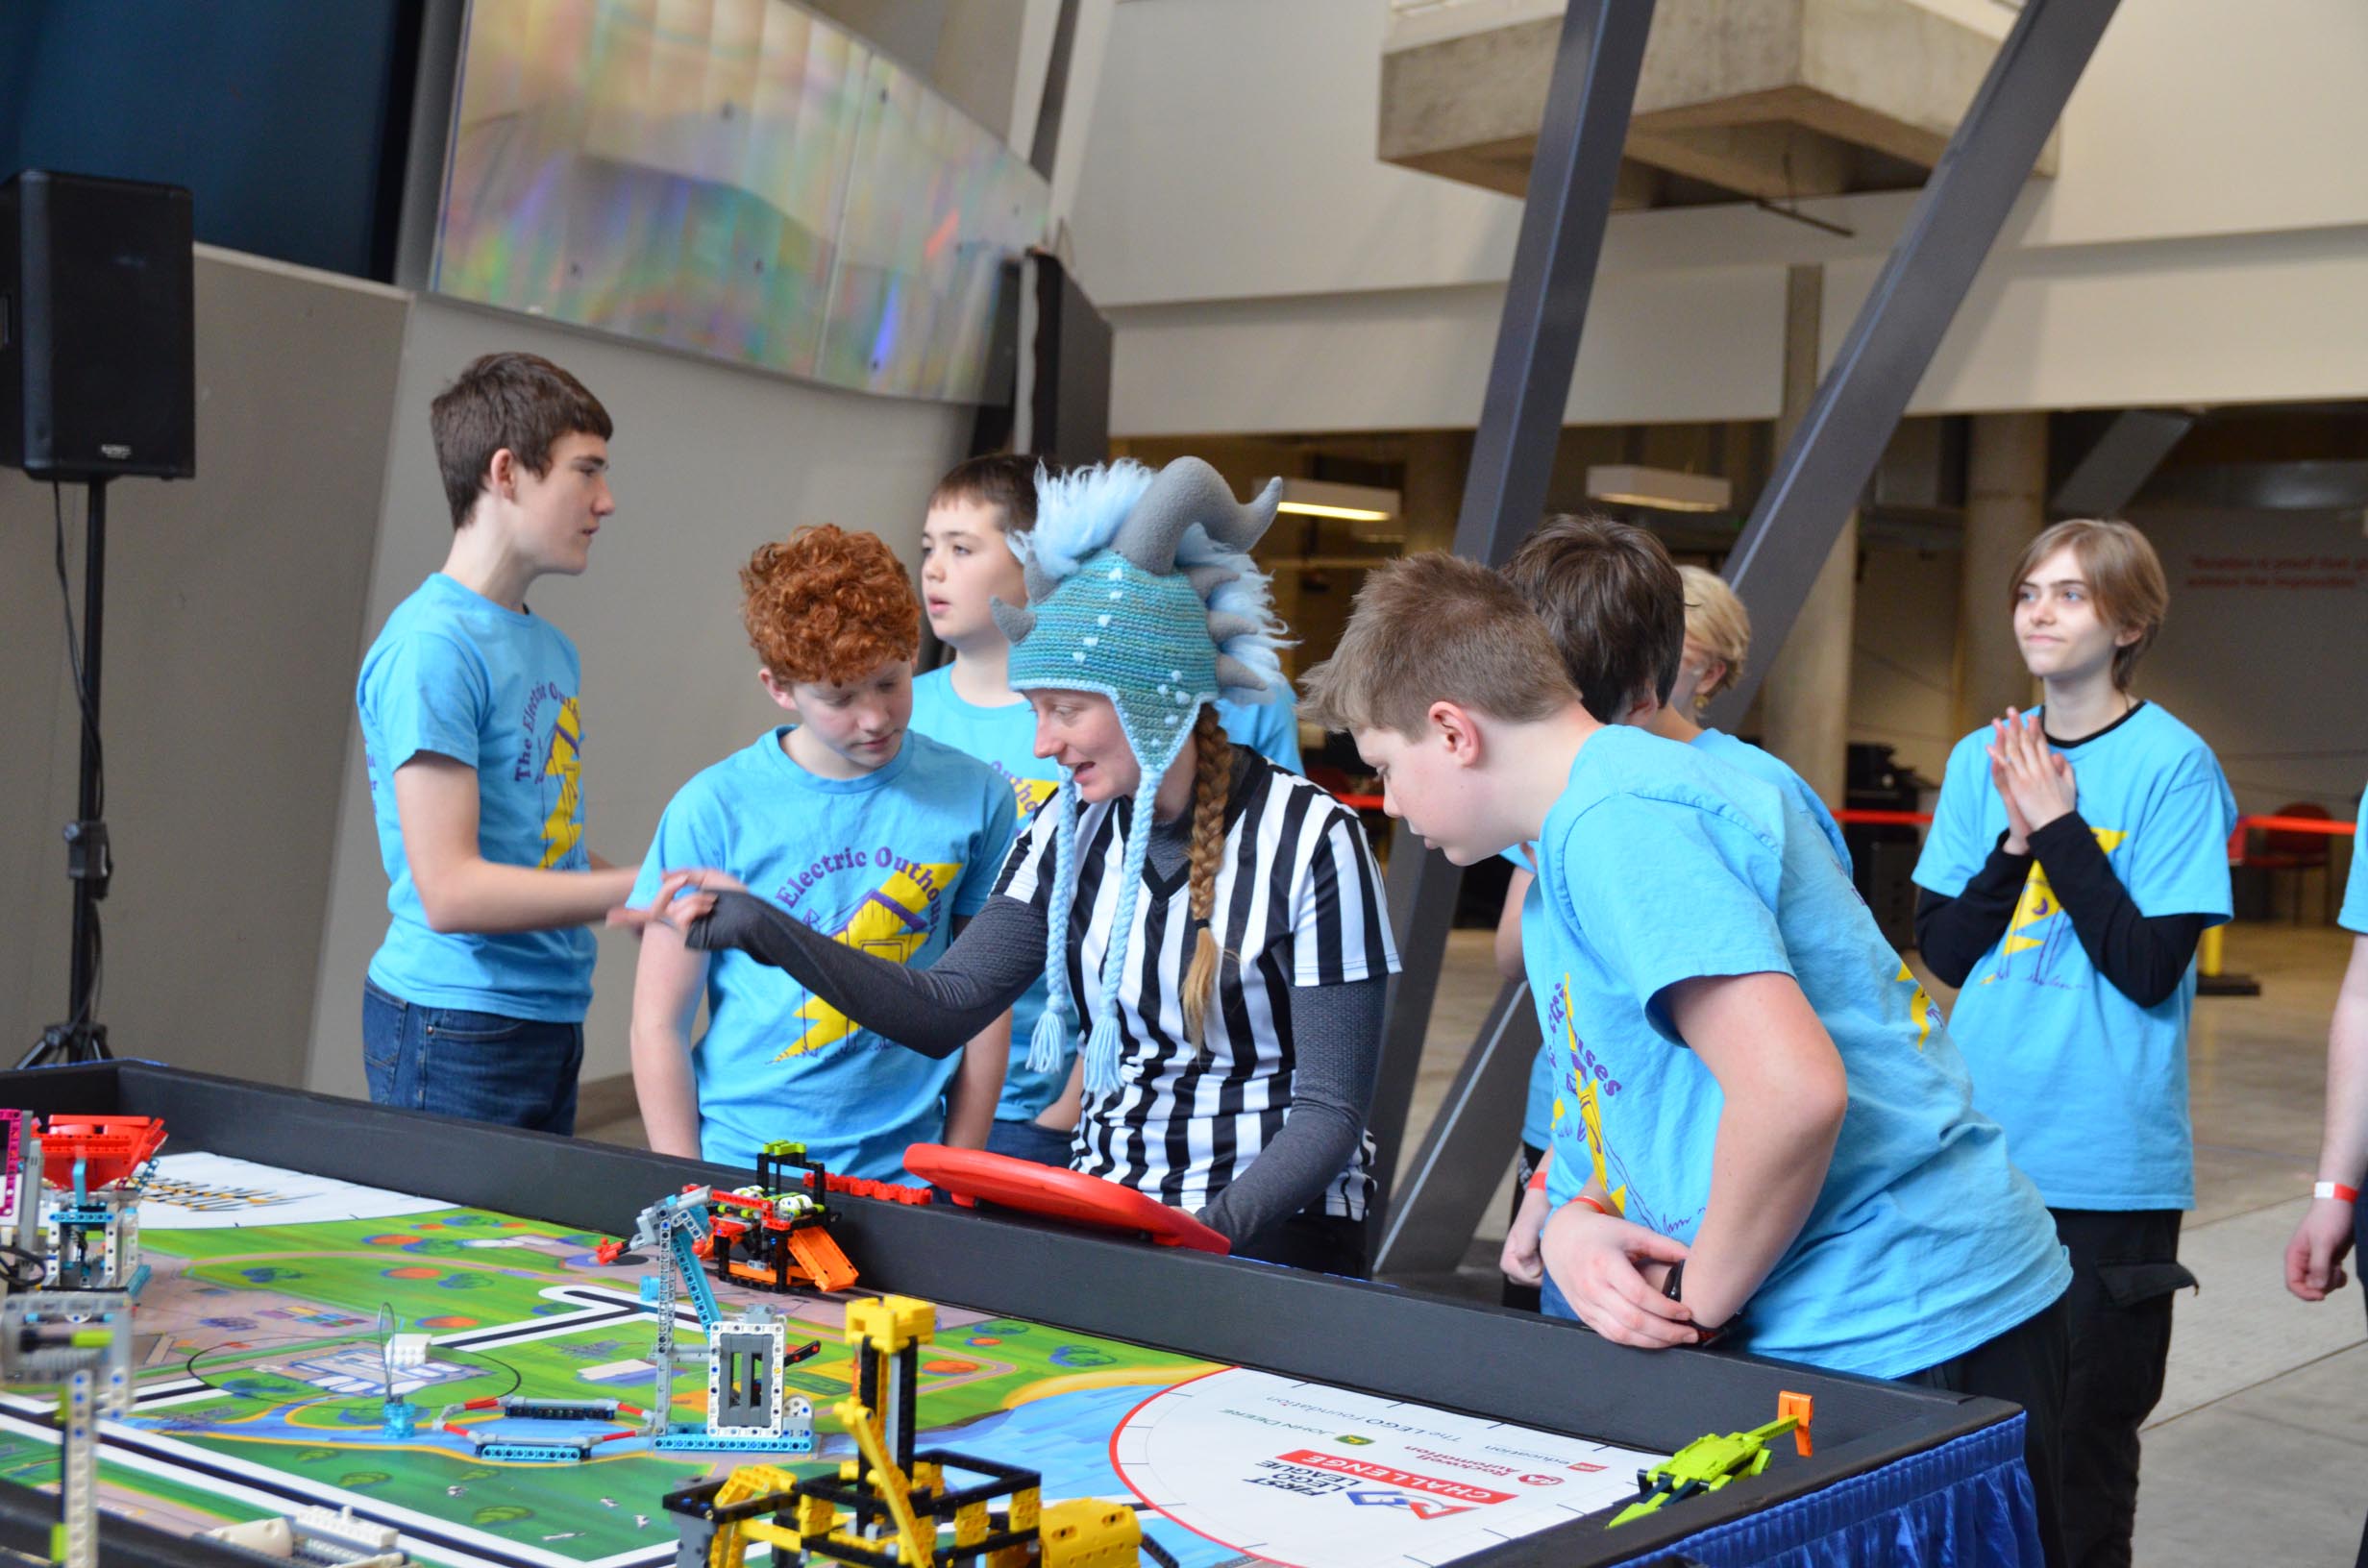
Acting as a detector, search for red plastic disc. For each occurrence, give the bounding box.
[901,1144,1230,1255]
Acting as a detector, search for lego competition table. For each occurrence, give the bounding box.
[0,1065,2038,1568]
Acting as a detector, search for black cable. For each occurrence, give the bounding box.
[83,915,103,1025]
[51,481,105,1031]
[0,1243,46,1290]
[51,482,103,816]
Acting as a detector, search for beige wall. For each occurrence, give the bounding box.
[1074,0,2368,432]
[2,250,976,1100]
[1838,511,2368,820]
[2132,512,2368,817]
[301,296,972,1100]
[0,249,409,1086]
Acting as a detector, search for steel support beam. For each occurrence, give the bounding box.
[1371,980,1541,1277]
[1705,0,2124,724]
[1366,0,1655,1239]
[2052,407,2198,516]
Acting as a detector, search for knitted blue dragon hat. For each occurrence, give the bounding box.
[991,456,1287,1096]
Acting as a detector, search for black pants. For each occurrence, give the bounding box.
[2048,1208,2194,1568]
[1501,1141,1547,1312]
[1233,1211,1369,1278]
[1906,1290,2072,1568]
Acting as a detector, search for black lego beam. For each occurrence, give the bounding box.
[1366,0,1655,1231]
[1706,0,2125,723]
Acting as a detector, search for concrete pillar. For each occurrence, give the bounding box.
[1759,513,1857,806]
[1756,265,1853,807]
[1400,429,1468,555]
[1955,411,2047,735]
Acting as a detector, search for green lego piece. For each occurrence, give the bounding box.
[1609,1415,1799,1528]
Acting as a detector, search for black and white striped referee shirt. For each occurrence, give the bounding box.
[995,752,1399,1219]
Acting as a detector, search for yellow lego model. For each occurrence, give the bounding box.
[661,1294,1173,1567]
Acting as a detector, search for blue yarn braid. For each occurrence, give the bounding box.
[1024,780,1081,1075]
[1080,769,1163,1098]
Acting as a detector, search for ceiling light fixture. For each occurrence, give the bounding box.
[1275,478,1402,527]
[1584,464,1732,515]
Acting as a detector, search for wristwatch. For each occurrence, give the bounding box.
[1662,1261,1738,1344]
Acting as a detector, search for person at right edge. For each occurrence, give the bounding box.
[1913,517,2236,1568]
[2283,772,2368,1568]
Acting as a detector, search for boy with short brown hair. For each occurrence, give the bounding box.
[1306,552,2073,1560]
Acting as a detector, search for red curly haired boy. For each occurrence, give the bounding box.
[627,526,1019,1180]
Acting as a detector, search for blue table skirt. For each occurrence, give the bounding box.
[1619,1415,2041,1568]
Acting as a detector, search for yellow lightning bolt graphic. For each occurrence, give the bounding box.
[538,698,584,869]
[1895,962,1937,1051]
[1543,985,1619,1213]
[1015,777,1059,814]
[1994,825,2128,961]
[1571,1078,1628,1216]
[773,862,962,1061]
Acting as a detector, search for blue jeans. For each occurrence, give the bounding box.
[984,1116,1077,1168]
[361,978,583,1135]
[1540,1271,1577,1321]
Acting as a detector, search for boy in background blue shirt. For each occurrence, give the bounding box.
[2286,783,2368,1322]
[1306,553,2073,1564]
[1489,517,1847,1311]
[907,454,1302,1164]
[1915,519,2234,1566]
[357,353,660,1134]
[629,526,1017,1182]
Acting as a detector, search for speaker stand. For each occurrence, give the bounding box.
[22,478,114,1069]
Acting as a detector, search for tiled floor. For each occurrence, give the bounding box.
[581,921,2368,1561]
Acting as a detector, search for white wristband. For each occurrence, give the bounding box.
[2315,1181,2359,1203]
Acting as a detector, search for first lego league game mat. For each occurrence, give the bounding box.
[0,1154,1660,1568]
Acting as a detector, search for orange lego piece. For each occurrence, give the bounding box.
[786,1227,858,1293]
[38,1114,166,1188]
[1778,1391,1814,1457]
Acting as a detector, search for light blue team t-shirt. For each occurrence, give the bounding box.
[630,728,1018,1182]
[1534,725,2069,1379]
[1517,727,1848,1149]
[1691,727,1852,874]
[908,667,1065,1126]
[1912,703,2236,1212]
[2344,783,2368,936]
[1219,684,1303,773]
[1517,872,1561,1150]
[358,573,597,1021]
[905,663,1305,1126]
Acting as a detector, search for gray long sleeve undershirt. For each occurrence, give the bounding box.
[684,807,1382,1245]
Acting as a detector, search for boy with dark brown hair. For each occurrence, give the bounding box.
[1489,517,1850,1310]
[357,352,652,1133]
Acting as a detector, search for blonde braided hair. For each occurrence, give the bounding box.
[1181,704,1234,1047]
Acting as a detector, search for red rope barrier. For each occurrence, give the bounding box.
[1329,796,2358,868]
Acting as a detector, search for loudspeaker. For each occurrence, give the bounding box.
[0,169,196,480]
